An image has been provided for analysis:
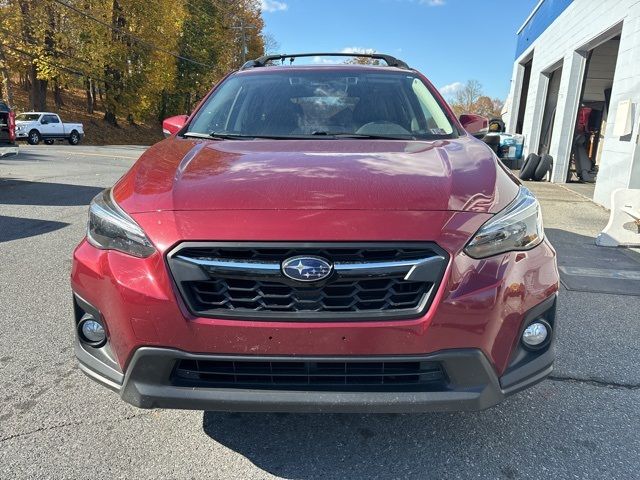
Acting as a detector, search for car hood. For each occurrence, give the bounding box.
[113,136,519,214]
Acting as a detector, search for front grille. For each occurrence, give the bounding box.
[188,276,429,313]
[172,358,447,392]
[167,242,447,321]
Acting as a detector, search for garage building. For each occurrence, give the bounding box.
[503,0,640,207]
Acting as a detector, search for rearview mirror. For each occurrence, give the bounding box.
[459,114,489,139]
[162,115,188,137]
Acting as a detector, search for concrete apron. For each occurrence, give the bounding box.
[525,181,640,296]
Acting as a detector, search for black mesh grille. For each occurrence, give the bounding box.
[172,358,447,392]
[167,243,446,320]
[187,276,429,313]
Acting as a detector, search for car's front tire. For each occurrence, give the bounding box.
[68,130,80,145]
[27,129,41,145]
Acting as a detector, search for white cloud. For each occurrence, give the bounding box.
[420,0,446,5]
[439,81,464,97]
[309,48,378,64]
[312,56,339,64]
[341,47,377,55]
[260,0,288,12]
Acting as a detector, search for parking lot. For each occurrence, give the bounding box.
[1,145,639,479]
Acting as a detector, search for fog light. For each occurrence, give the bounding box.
[78,315,106,346]
[522,320,550,349]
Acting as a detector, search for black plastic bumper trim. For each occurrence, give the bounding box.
[73,293,124,391]
[81,342,553,413]
[500,294,557,393]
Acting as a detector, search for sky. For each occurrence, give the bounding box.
[260,0,539,101]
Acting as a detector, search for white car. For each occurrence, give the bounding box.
[15,112,84,145]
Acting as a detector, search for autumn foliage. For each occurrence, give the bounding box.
[0,0,267,125]
[447,80,504,119]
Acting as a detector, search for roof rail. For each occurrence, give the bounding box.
[241,52,410,70]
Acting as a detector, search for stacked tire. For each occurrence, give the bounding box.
[519,153,552,181]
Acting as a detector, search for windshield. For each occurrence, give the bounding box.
[16,113,41,121]
[186,70,457,140]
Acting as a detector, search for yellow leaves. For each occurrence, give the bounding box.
[33,55,59,80]
[4,0,268,120]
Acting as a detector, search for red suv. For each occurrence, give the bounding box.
[72,53,558,412]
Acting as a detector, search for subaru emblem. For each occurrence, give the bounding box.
[282,256,333,282]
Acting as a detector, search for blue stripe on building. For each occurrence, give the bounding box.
[516,0,574,58]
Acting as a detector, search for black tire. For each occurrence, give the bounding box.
[68,130,80,145]
[27,129,41,145]
[533,154,552,181]
[519,153,540,180]
[44,139,54,145]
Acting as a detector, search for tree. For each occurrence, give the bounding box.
[448,80,504,118]
[491,97,505,117]
[0,0,269,124]
[451,79,483,116]
[473,96,495,118]
[262,32,280,55]
[0,43,14,106]
[342,48,380,65]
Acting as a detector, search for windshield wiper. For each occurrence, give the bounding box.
[310,131,414,140]
[183,132,254,140]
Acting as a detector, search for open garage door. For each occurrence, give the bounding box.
[569,36,621,185]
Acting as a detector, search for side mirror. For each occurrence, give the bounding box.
[162,114,188,137]
[40,118,48,125]
[459,114,489,139]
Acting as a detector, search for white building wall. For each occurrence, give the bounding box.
[504,0,640,208]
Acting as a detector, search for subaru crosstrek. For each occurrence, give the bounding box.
[72,53,559,412]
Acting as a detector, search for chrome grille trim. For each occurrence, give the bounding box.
[166,242,449,321]
[174,255,445,280]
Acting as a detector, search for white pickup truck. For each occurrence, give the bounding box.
[15,112,84,145]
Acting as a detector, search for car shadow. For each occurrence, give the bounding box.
[0,179,103,206]
[201,410,466,479]
[0,215,70,242]
[202,394,555,480]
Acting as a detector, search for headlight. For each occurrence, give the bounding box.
[87,188,155,258]
[464,187,543,259]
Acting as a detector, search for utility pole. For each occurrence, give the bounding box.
[230,20,257,65]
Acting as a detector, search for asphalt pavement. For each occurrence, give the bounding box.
[1,145,639,479]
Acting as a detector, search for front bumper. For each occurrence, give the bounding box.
[77,344,553,413]
[76,293,556,413]
[71,207,559,412]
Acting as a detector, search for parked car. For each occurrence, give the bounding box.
[0,100,18,157]
[71,52,559,413]
[15,112,84,145]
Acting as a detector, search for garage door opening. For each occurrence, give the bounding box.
[569,35,621,184]
[538,64,563,156]
[515,58,533,134]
